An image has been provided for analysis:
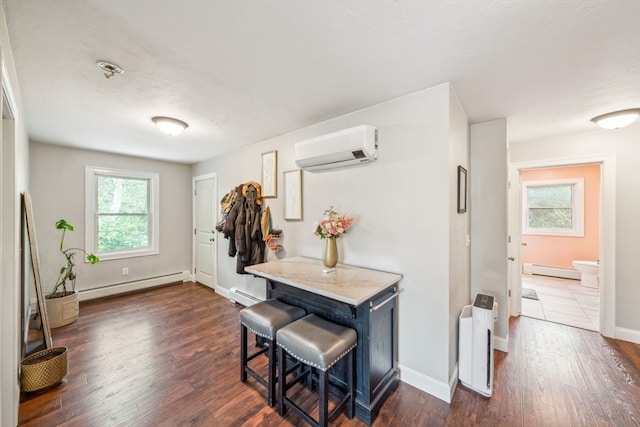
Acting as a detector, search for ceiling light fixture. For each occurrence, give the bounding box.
[591,108,640,130]
[96,61,124,79]
[152,116,189,136]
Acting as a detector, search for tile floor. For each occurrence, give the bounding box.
[521,274,600,331]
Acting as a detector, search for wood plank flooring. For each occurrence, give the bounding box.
[19,282,640,426]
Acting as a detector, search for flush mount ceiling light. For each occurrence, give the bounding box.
[96,61,124,79]
[152,116,189,136]
[591,108,640,130]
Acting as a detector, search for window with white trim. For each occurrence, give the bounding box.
[522,178,584,236]
[86,166,159,260]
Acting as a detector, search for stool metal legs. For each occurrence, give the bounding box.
[240,323,277,407]
[240,323,248,382]
[277,345,355,427]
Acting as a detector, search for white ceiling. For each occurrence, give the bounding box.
[4,1,639,164]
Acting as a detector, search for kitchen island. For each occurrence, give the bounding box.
[245,256,402,425]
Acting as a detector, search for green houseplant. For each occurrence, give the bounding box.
[45,219,99,328]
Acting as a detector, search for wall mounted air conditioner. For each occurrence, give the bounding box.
[294,125,378,172]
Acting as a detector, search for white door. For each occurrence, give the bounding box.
[194,176,216,288]
[507,167,522,317]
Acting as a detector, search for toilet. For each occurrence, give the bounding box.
[572,260,599,288]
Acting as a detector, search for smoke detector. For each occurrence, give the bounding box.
[97,61,124,79]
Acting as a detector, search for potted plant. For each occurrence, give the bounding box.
[45,219,99,328]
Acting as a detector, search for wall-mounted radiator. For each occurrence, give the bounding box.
[522,263,580,280]
[229,287,263,307]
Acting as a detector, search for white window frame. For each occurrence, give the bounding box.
[522,178,584,237]
[86,166,160,261]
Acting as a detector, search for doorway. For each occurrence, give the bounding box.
[519,164,600,331]
[2,74,20,426]
[193,174,217,289]
[508,154,616,338]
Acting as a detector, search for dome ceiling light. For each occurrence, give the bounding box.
[96,61,124,79]
[152,116,189,136]
[591,108,640,130]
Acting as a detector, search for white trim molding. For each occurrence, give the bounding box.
[615,327,640,344]
[398,363,453,403]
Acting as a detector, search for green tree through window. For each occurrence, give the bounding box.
[97,175,150,252]
[522,178,584,237]
[86,166,159,260]
[527,185,573,229]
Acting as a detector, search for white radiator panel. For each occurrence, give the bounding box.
[229,287,263,307]
[522,263,580,280]
[79,271,190,301]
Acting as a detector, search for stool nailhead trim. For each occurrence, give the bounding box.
[277,342,357,372]
[240,321,274,340]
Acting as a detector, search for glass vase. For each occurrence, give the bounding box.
[322,237,338,268]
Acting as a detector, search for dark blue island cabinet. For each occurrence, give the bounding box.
[245,257,402,425]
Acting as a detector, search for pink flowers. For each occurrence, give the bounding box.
[314,206,354,239]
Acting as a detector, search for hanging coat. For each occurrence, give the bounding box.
[222,182,265,274]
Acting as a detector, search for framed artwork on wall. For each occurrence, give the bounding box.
[283,169,302,220]
[458,165,467,214]
[261,150,277,198]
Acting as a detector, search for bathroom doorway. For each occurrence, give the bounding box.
[519,164,600,331]
[509,154,616,337]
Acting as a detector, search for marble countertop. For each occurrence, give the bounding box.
[245,257,402,306]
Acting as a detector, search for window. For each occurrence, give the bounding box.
[522,178,584,236]
[86,166,159,260]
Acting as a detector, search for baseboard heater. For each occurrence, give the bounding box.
[522,263,580,280]
[229,287,263,307]
[79,271,190,302]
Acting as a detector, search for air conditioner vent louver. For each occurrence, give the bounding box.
[294,125,378,172]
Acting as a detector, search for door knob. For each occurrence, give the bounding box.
[210,238,215,242]
[508,257,515,261]
[521,243,527,246]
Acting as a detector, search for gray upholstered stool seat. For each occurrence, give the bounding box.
[240,299,306,407]
[277,313,357,427]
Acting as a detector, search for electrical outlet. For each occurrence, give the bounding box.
[122,267,128,275]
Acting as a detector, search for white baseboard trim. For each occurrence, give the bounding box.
[397,363,453,403]
[494,335,509,353]
[615,327,640,344]
[79,271,190,301]
[448,363,459,401]
[215,286,231,300]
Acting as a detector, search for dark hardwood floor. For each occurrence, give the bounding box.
[19,282,640,426]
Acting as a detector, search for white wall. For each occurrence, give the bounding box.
[510,123,640,340]
[470,119,509,344]
[0,4,30,425]
[448,87,470,384]
[29,142,192,295]
[193,83,470,402]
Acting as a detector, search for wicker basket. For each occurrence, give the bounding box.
[20,347,68,392]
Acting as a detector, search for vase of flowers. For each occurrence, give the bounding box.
[314,206,354,268]
[322,237,338,268]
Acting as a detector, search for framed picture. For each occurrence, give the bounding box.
[283,169,302,220]
[457,165,467,214]
[261,150,277,198]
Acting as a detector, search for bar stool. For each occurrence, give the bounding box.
[276,313,357,427]
[240,299,306,407]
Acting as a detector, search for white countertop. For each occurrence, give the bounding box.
[245,256,402,306]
